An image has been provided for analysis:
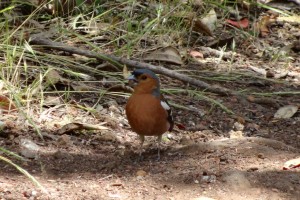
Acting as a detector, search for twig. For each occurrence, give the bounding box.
[29,36,235,96]
[199,46,234,60]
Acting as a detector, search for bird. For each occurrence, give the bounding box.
[126,69,174,160]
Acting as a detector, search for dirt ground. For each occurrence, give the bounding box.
[1,5,300,200]
[1,61,300,200]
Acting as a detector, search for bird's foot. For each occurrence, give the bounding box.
[156,148,161,161]
[133,150,143,162]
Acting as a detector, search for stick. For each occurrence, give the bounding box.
[29,36,236,96]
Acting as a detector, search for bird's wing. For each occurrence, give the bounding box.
[160,95,174,131]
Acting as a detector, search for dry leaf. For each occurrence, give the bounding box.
[43,96,62,106]
[70,82,93,91]
[258,16,270,37]
[255,15,277,37]
[199,9,217,32]
[193,19,213,36]
[283,157,300,170]
[274,105,298,119]
[0,95,16,112]
[189,50,204,59]
[143,46,183,65]
[248,65,266,76]
[226,18,249,29]
[123,65,130,79]
[192,9,217,36]
[189,50,204,63]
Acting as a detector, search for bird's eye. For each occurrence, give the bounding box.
[141,75,147,80]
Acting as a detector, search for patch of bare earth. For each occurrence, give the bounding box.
[0,133,299,200]
[0,83,300,200]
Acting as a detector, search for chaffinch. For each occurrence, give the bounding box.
[126,69,174,160]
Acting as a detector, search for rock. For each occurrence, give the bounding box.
[180,135,193,145]
[201,175,216,183]
[56,134,73,146]
[19,139,40,159]
[233,122,244,131]
[98,132,118,142]
[257,153,265,159]
[229,130,244,138]
[136,170,147,177]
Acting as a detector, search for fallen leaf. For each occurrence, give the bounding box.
[199,9,217,33]
[283,157,300,170]
[226,18,249,29]
[143,46,183,65]
[255,15,277,37]
[248,65,266,76]
[192,9,217,36]
[0,95,16,112]
[43,96,62,106]
[70,82,93,91]
[123,65,130,79]
[189,50,204,59]
[193,19,213,36]
[258,16,270,37]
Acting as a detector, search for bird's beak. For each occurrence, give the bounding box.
[128,74,137,87]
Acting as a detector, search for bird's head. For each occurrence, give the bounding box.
[128,69,160,94]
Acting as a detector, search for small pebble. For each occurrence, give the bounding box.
[257,153,265,159]
[136,170,147,177]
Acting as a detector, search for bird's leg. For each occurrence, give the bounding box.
[139,135,145,159]
[157,135,162,160]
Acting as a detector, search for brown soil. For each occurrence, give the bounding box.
[1,72,299,200]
